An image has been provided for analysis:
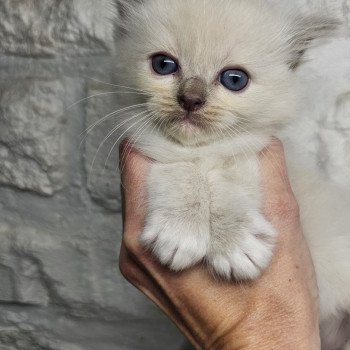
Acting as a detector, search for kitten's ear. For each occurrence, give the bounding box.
[288,15,341,69]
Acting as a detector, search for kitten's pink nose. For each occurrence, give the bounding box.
[178,94,205,112]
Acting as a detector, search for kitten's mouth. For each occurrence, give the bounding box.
[156,110,216,146]
[169,111,207,131]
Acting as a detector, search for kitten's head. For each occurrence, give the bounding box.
[118,0,339,146]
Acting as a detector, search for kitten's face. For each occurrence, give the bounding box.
[119,0,334,146]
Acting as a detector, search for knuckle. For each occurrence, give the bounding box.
[119,253,140,286]
[123,229,146,260]
[123,232,140,255]
[119,257,131,280]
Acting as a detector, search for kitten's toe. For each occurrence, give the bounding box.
[141,218,210,271]
[169,237,209,270]
[209,250,262,280]
[208,213,276,280]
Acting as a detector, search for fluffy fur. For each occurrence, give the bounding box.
[116,0,349,348]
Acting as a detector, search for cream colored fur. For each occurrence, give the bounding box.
[117,0,349,348]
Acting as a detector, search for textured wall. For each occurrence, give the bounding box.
[0,1,349,350]
[0,1,183,349]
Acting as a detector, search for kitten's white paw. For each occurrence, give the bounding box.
[207,213,276,280]
[141,212,210,271]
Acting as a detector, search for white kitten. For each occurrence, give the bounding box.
[117,0,349,348]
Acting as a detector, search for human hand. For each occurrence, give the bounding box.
[119,140,320,350]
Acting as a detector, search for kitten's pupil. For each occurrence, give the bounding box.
[231,75,240,84]
[161,59,170,69]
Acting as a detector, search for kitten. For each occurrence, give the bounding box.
[117,0,349,348]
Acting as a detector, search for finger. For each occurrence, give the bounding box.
[259,139,298,219]
[258,142,304,273]
[120,143,151,239]
[259,139,291,194]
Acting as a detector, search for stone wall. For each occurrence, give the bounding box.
[0,1,349,350]
[0,1,183,349]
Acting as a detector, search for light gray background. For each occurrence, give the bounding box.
[0,1,349,349]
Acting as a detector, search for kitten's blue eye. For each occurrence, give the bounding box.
[220,69,249,92]
[151,54,179,75]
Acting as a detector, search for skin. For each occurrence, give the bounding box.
[119,140,320,350]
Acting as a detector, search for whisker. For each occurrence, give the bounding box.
[102,113,153,174]
[81,103,147,136]
[79,103,147,149]
[122,112,158,155]
[148,112,163,136]
[87,111,150,187]
[110,112,153,171]
[67,91,150,110]
[119,113,159,175]
[119,111,169,180]
[81,76,152,94]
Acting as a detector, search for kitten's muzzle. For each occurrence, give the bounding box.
[177,77,207,112]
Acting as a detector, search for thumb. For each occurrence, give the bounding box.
[119,142,151,238]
